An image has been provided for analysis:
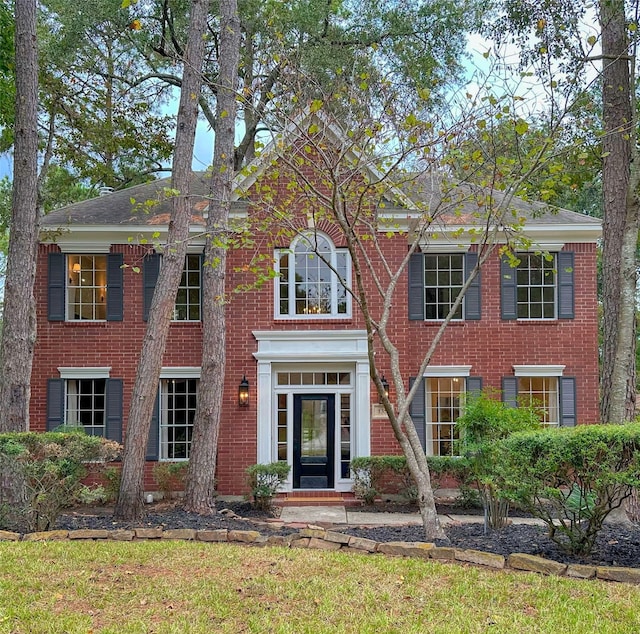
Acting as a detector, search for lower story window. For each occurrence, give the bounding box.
[426,377,463,456]
[160,378,198,459]
[65,378,106,436]
[517,376,559,426]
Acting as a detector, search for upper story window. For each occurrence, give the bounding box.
[501,251,574,321]
[516,253,556,319]
[424,254,464,320]
[48,252,123,322]
[67,255,107,320]
[409,251,481,321]
[276,233,350,318]
[143,253,202,322]
[174,254,202,321]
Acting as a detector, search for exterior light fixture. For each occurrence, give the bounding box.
[238,375,249,407]
[380,375,389,403]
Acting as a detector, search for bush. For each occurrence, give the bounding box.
[350,455,467,504]
[245,462,290,511]
[456,390,541,529]
[0,431,121,532]
[152,462,189,500]
[489,423,640,555]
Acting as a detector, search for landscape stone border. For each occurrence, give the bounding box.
[1,524,639,585]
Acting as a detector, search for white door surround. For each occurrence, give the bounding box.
[252,330,371,492]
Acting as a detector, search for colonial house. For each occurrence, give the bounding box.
[32,127,602,497]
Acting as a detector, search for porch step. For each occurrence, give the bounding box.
[274,492,361,507]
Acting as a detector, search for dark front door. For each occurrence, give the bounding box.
[293,394,335,489]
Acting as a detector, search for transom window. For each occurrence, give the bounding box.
[426,377,464,456]
[65,378,106,436]
[174,255,201,321]
[424,254,464,320]
[67,255,107,320]
[160,378,198,459]
[276,233,350,318]
[516,253,556,319]
[517,376,559,426]
[277,371,351,386]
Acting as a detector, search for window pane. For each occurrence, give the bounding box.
[67,255,107,320]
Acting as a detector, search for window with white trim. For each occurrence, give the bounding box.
[174,254,201,321]
[65,378,107,435]
[67,255,107,320]
[276,233,350,318]
[424,254,464,320]
[517,376,559,426]
[426,377,464,456]
[160,378,198,459]
[516,253,556,319]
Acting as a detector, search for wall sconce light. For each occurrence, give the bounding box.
[379,375,389,404]
[238,375,249,407]
[72,262,81,273]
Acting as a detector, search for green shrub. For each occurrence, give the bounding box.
[101,466,122,503]
[0,431,121,532]
[456,390,542,529]
[489,423,640,555]
[245,462,290,511]
[350,455,467,504]
[152,462,189,500]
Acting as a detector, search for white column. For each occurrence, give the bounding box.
[354,359,371,457]
[256,360,273,464]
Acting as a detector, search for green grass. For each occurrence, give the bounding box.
[0,541,639,633]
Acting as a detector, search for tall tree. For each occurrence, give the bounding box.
[183,0,240,513]
[600,0,638,423]
[486,0,639,422]
[0,0,39,432]
[115,0,211,520]
[38,0,175,188]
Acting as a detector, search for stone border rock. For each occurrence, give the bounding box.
[2,524,640,585]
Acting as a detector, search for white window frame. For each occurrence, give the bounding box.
[66,254,108,321]
[57,367,112,435]
[513,365,564,426]
[516,252,557,320]
[158,366,200,462]
[172,254,202,322]
[423,253,464,321]
[274,232,351,319]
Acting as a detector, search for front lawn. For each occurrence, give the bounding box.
[1,541,639,633]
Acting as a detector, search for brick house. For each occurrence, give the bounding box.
[32,136,601,496]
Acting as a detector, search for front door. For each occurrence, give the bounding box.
[293,394,335,489]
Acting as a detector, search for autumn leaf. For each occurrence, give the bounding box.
[129,19,142,31]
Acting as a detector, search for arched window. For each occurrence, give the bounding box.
[276,233,350,318]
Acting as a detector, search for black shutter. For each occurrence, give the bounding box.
[557,251,575,319]
[145,390,160,460]
[559,377,577,427]
[105,379,123,443]
[46,378,65,430]
[48,253,66,321]
[409,376,426,450]
[500,256,517,320]
[408,253,425,320]
[465,376,483,397]
[106,253,124,321]
[502,376,518,407]
[143,253,161,321]
[464,252,481,320]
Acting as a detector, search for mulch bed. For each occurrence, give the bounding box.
[51,500,640,569]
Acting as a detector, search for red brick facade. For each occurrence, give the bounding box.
[32,161,601,496]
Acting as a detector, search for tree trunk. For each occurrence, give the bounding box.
[114,0,211,521]
[183,0,240,514]
[0,0,39,433]
[599,0,636,423]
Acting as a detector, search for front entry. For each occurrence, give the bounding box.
[293,394,335,489]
